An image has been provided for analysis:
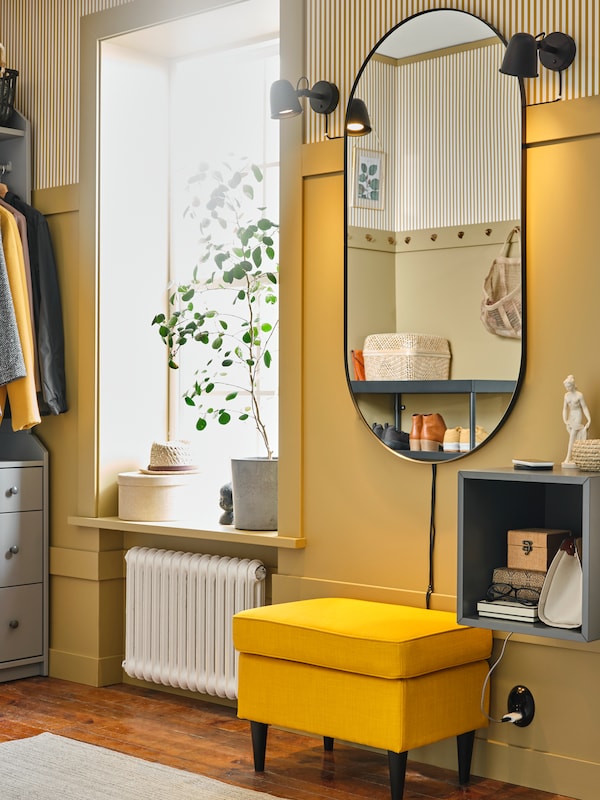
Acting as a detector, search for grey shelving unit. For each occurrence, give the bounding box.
[458,467,600,642]
[0,111,31,203]
[351,379,516,456]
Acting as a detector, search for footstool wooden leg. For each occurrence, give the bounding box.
[387,750,408,800]
[250,721,268,772]
[323,736,334,751]
[456,729,475,785]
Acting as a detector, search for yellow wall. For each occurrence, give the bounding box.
[3,0,600,797]
[276,98,600,800]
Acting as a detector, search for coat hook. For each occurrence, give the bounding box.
[365,233,374,242]
[430,233,437,242]
[387,236,396,246]
[404,236,411,244]
[485,228,492,236]
[457,231,465,239]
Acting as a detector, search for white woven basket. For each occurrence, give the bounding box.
[363,333,451,381]
[572,439,600,471]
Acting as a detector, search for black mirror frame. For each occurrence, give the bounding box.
[343,8,527,463]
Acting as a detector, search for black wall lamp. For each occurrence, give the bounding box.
[270,77,339,119]
[270,78,371,137]
[346,98,371,136]
[500,31,576,100]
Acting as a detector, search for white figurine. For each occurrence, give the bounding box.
[562,374,591,468]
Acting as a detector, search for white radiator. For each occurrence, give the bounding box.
[122,546,266,700]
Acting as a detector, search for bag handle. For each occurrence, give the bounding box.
[499,225,521,258]
[561,536,578,556]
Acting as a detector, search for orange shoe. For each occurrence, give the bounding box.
[421,413,446,451]
[409,414,423,451]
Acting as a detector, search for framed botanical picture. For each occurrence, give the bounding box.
[352,148,385,209]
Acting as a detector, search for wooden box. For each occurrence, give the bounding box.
[507,528,570,572]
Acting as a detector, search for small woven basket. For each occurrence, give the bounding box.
[572,439,600,472]
[0,68,18,126]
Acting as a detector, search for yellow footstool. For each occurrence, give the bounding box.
[233,597,492,800]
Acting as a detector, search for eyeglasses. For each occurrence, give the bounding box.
[486,582,540,606]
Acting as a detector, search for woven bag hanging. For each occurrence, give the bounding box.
[480,226,522,339]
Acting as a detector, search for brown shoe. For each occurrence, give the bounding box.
[409,414,423,450]
[421,413,447,451]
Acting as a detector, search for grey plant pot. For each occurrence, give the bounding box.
[231,457,278,531]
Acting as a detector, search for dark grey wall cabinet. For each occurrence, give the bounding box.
[458,468,600,642]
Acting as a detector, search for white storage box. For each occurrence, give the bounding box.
[363,333,451,381]
[118,471,197,521]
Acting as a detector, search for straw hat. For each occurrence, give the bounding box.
[140,440,199,474]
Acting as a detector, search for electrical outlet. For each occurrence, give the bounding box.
[506,685,535,727]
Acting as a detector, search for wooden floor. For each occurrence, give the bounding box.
[0,677,574,800]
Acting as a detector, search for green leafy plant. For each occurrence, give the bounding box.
[152,160,278,459]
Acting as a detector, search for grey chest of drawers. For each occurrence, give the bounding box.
[0,425,48,680]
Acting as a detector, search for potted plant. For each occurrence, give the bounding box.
[152,159,279,530]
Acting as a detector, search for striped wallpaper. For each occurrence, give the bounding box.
[348,40,522,230]
[0,0,598,190]
[0,0,132,191]
[307,0,600,142]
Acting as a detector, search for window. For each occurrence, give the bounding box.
[98,1,279,509]
[168,41,280,493]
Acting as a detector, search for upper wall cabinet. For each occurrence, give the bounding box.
[345,9,525,463]
[0,111,31,203]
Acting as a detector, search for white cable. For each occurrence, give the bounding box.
[501,711,524,723]
[480,632,513,723]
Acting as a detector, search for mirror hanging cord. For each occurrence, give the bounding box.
[426,463,437,608]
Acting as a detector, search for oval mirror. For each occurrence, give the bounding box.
[345,8,525,462]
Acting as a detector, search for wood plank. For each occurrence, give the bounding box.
[0,678,574,800]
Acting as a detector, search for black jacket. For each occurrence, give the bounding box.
[5,191,67,415]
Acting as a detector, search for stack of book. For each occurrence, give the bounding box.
[476,598,538,623]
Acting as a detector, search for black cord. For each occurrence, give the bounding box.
[426,463,437,608]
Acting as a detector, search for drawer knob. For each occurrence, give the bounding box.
[9,486,18,496]
[8,619,19,629]
[8,545,19,555]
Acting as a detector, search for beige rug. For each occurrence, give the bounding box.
[0,733,282,799]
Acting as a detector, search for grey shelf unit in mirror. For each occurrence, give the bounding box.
[344,8,525,463]
[458,468,600,642]
[351,379,516,459]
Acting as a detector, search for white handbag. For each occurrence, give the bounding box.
[538,537,582,629]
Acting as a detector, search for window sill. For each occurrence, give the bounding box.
[68,515,306,550]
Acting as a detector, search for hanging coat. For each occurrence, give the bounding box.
[0,205,41,430]
[4,190,67,414]
[0,234,26,385]
[0,197,41,390]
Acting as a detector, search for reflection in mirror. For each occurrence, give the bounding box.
[345,9,524,462]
